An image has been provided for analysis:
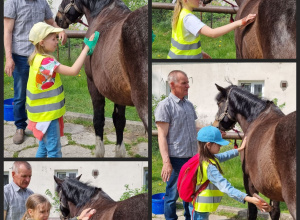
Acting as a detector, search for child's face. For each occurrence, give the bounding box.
[40,33,59,53]
[29,203,50,220]
[207,142,221,154]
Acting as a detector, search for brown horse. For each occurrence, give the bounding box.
[55,0,148,157]
[213,84,296,220]
[201,0,296,58]
[54,175,148,220]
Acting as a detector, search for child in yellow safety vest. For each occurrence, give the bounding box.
[190,126,269,220]
[26,22,99,158]
[168,0,256,59]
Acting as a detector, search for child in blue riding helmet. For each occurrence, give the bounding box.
[190,125,269,220]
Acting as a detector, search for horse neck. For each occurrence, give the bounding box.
[235,0,243,7]
[80,0,130,25]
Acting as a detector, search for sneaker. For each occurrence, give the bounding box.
[13,129,25,144]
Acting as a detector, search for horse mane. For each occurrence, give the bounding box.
[216,85,283,122]
[58,178,99,208]
[80,0,130,17]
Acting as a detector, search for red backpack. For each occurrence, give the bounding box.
[177,153,210,203]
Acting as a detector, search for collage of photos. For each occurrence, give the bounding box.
[2,0,296,220]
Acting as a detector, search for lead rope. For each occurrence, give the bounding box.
[221,0,238,23]
[232,128,241,149]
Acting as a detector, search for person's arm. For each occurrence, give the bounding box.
[71,208,96,220]
[55,33,95,76]
[45,18,68,45]
[199,14,256,38]
[4,211,7,220]
[156,121,173,182]
[4,17,15,77]
[215,137,247,162]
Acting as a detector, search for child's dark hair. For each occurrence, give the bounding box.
[198,141,223,181]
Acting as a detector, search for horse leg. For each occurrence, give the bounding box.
[112,104,126,157]
[87,77,105,157]
[269,200,280,220]
[243,173,258,220]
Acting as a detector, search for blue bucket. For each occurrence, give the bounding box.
[152,193,165,215]
[4,98,14,121]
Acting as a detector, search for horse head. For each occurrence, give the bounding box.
[55,0,85,28]
[213,84,237,131]
[54,175,82,219]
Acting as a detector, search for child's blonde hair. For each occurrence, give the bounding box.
[28,33,56,66]
[21,194,51,220]
[172,0,183,30]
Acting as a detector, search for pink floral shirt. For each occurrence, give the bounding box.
[36,57,60,90]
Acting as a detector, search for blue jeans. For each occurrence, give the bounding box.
[164,157,191,220]
[189,203,209,220]
[36,119,62,158]
[12,53,30,130]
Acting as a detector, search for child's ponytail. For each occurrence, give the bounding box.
[172,0,183,30]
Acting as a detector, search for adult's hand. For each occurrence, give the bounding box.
[4,57,15,77]
[161,161,173,182]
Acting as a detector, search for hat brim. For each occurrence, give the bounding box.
[215,139,229,146]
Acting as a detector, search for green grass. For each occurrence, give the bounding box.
[152,136,289,213]
[3,38,140,122]
[152,11,237,59]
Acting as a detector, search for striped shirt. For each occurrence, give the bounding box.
[155,93,198,157]
[4,0,53,56]
[4,181,34,220]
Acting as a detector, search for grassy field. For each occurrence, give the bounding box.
[152,136,289,213]
[152,8,237,59]
[3,38,140,122]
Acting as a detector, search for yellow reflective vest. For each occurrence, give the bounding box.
[194,159,224,212]
[26,53,65,122]
[168,8,202,59]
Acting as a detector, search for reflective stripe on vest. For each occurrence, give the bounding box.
[168,8,202,59]
[194,159,224,212]
[26,53,66,122]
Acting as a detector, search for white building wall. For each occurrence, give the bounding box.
[4,161,148,217]
[152,63,296,127]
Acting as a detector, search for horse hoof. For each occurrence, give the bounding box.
[95,137,105,157]
[115,142,126,158]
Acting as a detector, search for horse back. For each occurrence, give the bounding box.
[257,0,296,58]
[112,193,148,220]
[235,0,263,58]
[85,5,134,106]
[121,5,148,96]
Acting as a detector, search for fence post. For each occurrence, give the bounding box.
[68,39,71,60]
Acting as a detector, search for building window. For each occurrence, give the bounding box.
[240,81,264,97]
[4,172,9,186]
[55,170,78,179]
[144,168,148,190]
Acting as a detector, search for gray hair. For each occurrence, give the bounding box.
[12,161,32,173]
[167,70,187,84]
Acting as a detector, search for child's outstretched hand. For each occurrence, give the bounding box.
[237,136,247,152]
[84,31,100,55]
[240,14,256,28]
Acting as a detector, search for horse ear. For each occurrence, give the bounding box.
[215,84,227,97]
[54,175,64,185]
[76,174,82,180]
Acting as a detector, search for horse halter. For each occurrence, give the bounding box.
[215,88,237,130]
[58,0,84,25]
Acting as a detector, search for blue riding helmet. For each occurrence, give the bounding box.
[197,125,229,146]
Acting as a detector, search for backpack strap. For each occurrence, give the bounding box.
[191,180,210,217]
